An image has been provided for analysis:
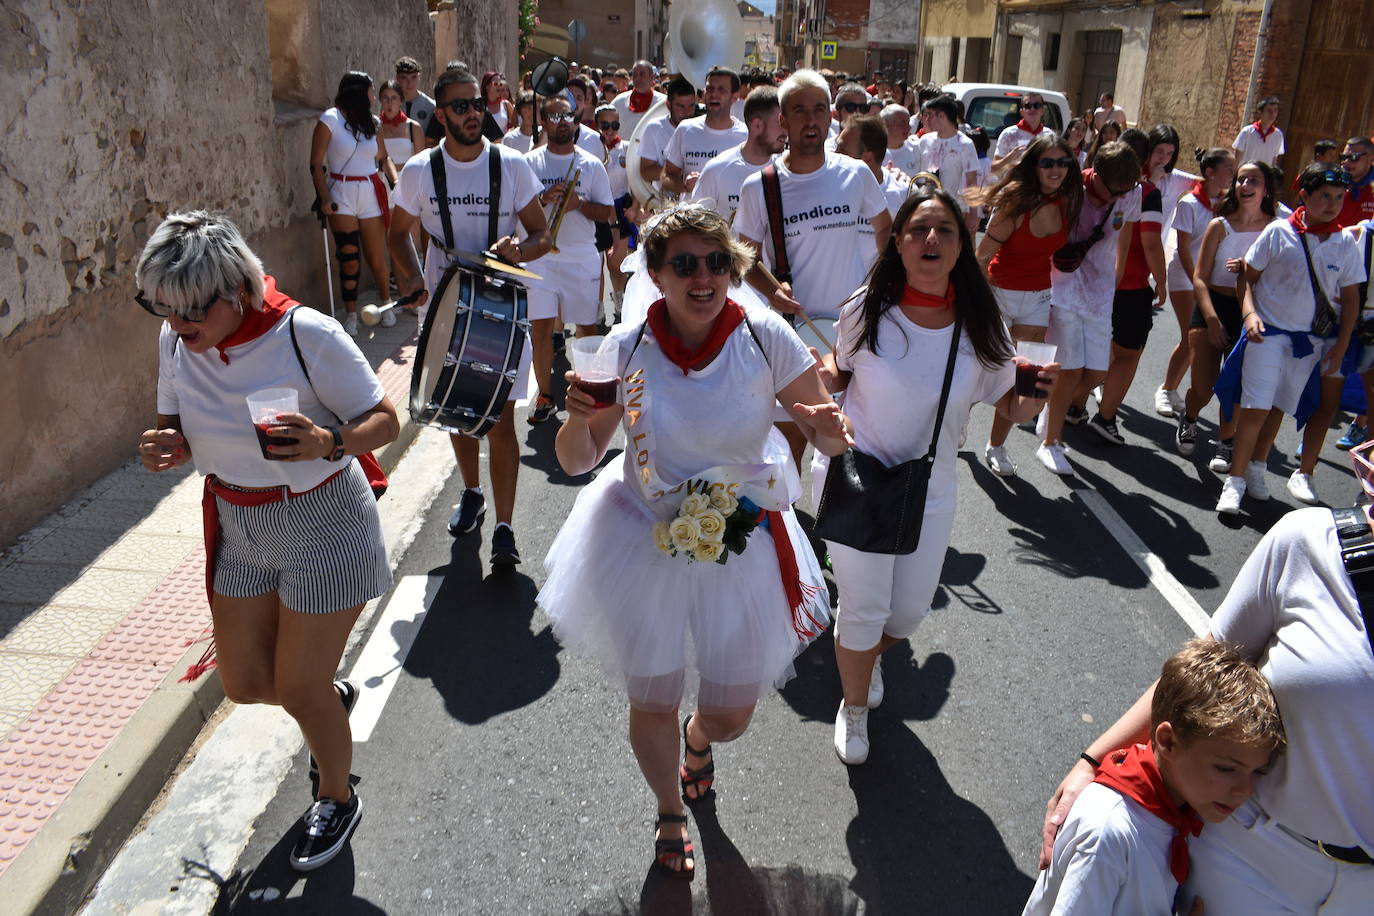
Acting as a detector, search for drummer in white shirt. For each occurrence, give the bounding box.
[662,67,749,197]
[690,86,786,223]
[912,96,981,232]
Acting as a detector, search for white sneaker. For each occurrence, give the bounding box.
[1287,471,1320,505]
[1167,388,1186,417]
[1092,385,1104,403]
[379,304,398,328]
[1154,386,1182,418]
[1036,442,1073,475]
[343,313,359,337]
[834,702,870,765]
[1035,406,1048,439]
[984,444,1017,477]
[867,659,884,709]
[1216,475,1246,515]
[1245,462,1270,502]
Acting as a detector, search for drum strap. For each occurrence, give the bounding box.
[429,143,503,253]
[761,164,791,285]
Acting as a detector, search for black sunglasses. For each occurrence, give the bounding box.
[1037,157,1075,170]
[1305,169,1352,190]
[135,290,220,322]
[1340,152,1367,163]
[668,251,733,277]
[1022,101,1044,110]
[836,101,866,114]
[442,97,484,115]
[598,120,621,130]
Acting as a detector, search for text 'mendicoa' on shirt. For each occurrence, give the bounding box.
[664,115,749,178]
[690,144,770,221]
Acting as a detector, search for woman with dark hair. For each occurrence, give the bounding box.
[1064,118,1089,167]
[1175,160,1279,469]
[975,133,1083,476]
[310,71,394,335]
[818,189,1058,763]
[377,80,422,176]
[480,71,516,135]
[1085,119,1122,165]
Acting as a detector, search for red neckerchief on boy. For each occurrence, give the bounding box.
[1289,205,1342,237]
[380,110,407,126]
[1093,743,1204,884]
[212,275,294,365]
[1015,118,1045,135]
[603,134,621,149]
[1190,179,1214,213]
[629,89,654,113]
[900,283,955,309]
[1252,120,1277,140]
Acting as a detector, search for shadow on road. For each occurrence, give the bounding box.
[209,829,385,914]
[778,628,954,726]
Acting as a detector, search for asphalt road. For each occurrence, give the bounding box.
[205,314,1358,915]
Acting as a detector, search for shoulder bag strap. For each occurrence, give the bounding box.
[1298,232,1329,311]
[741,310,771,368]
[923,321,963,460]
[1330,506,1374,656]
[487,143,502,249]
[623,320,650,371]
[288,309,346,425]
[429,146,454,251]
[1359,227,1372,310]
[761,163,791,283]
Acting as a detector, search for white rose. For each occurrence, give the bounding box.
[669,515,700,550]
[709,490,739,516]
[696,509,727,543]
[693,539,724,563]
[680,493,711,517]
[652,521,675,555]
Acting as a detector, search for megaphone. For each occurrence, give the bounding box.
[531,57,570,97]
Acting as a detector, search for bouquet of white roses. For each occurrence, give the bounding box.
[652,485,763,564]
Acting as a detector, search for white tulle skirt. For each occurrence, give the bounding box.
[538,456,830,712]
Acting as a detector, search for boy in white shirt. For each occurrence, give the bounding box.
[1026,637,1284,916]
[912,96,980,232]
[1232,97,1285,168]
[663,67,749,195]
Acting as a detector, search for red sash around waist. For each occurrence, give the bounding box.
[330,172,390,228]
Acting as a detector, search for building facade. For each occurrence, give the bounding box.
[526,0,669,69]
[774,0,919,80]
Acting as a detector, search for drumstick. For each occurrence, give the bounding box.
[753,264,834,354]
[358,289,425,326]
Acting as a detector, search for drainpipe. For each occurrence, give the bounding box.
[1242,0,1276,120]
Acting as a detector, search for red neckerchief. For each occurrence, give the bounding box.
[1253,120,1277,140]
[900,283,954,309]
[380,110,407,126]
[1290,205,1342,236]
[1093,743,1204,884]
[1191,179,1214,213]
[647,298,745,374]
[212,275,294,365]
[629,89,654,113]
[1016,118,1045,135]
[603,135,621,149]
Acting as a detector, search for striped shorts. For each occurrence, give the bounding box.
[213,461,391,614]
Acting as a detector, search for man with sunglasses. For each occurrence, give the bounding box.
[690,86,785,223]
[991,93,1049,174]
[663,68,748,196]
[1337,137,1374,229]
[389,68,552,564]
[824,82,869,152]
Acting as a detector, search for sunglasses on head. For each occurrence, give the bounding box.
[667,251,733,277]
[545,111,577,123]
[1305,169,1353,191]
[836,101,866,114]
[442,97,483,115]
[135,290,220,322]
[598,120,621,130]
[1037,156,1074,170]
[1022,101,1044,110]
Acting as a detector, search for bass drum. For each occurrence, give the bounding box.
[409,257,529,438]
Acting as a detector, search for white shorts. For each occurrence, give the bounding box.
[993,286,1052,329]
[1181,798,1374,916]
[1166,255,1194,293]
[1046,307,1111,372]
[1239,333,1321,414]
[1355,340,1374,376]
[527,258,603,326]
[327,178,385,221]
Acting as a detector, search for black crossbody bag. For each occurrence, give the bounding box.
[1299,231,1341,339]
[813,320,962,555]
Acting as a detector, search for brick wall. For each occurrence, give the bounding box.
[1215,11,1260,150]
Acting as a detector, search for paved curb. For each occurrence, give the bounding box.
[0,332,423,916]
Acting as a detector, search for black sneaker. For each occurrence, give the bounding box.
[448,488,486,536]
[491,524,521,566]
[1065,405,1090,425]
[1208,439,1234,474]
[527,395,557,425]
[1175,418,1197,456]
[1088,412,1126,445]
[289,792,362,872]
[309,681,360,797]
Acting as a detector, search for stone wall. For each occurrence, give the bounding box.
[433,0,518,81]
[0,0,433,549]
[1004,7,1154,119]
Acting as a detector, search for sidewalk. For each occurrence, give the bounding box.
[0,307,423,915]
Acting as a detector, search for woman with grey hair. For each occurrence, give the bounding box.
[135,211,398,871]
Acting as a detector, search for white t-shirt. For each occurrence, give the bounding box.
[1232,124,1286,167]
[664,115,750,179]
[602,139,629,199]
[1154,170,1200,236]
[913,130,980,194]
[735,153,889,319]
[612,89,665,139]
[1244,221,1364,332]
[1166,193,1213,290]
[993,124,1051,161]
[156,308,384,492]
[690,144,769,221]
[501,129,534,154]
[1051,186,1142,320]
[392,139,543,291]
[833,299,1014,515]
[1210,507,1374,852]
[571,124,604,158]
[318,108,379,176]
[523,145,613,263]
[856,170,910,270]
[637,114,676,166]
[1022,782,1178,916]
[884,141,920,177]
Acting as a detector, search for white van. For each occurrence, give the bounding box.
[941,83,1072,141]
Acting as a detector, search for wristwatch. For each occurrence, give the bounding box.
[325,426,345,462]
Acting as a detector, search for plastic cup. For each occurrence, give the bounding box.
[1014,341,1056,399]
[246,388,299,460]
[568,336,619,409]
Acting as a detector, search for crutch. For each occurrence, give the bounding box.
[321,226,336,320]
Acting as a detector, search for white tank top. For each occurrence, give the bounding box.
[1208,218,1266,289]
[383,135,415,169]
[488,104,510,133]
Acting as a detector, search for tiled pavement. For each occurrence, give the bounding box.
[0,309,421,911]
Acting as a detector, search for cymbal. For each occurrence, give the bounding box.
[453,249,543,281]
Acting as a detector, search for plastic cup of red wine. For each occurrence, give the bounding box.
[1014,341,1056,399]
[569,335,619,409]
[246,388,299,460]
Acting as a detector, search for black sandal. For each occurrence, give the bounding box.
[680,714,716,804]
[652,813,695,881]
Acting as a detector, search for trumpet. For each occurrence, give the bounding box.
[547,165,582,254]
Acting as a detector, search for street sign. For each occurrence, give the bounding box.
[820,41,838,61]
[567,19,587,43]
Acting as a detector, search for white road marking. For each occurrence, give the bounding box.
[345,574,440,741]
[1076,489,1211,636]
